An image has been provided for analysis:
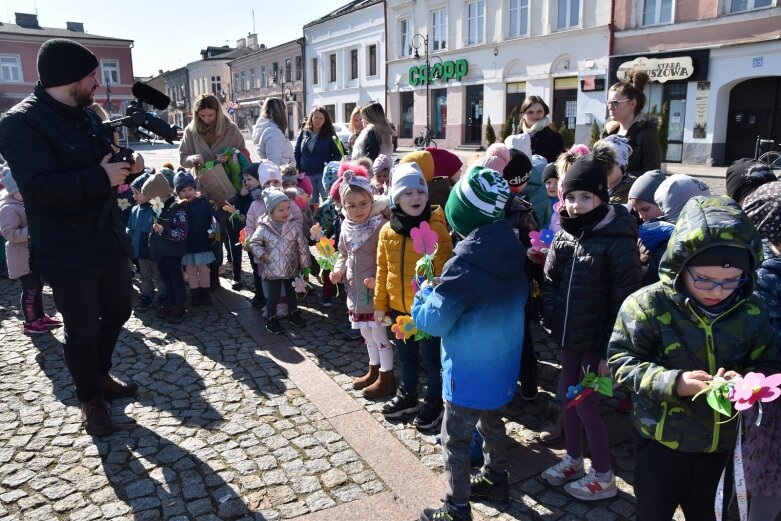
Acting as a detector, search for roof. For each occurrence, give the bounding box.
[227,38,304,65]
[202,46,254,61]
[0,22,133,44]
[304,0,382,29]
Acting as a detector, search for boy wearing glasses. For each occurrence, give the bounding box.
[608,195,779,520]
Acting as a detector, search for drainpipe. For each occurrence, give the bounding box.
[383,0,390,129]
[609,0,616,57]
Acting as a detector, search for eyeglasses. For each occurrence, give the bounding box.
[606,99,631,109]
[686,267,748,291]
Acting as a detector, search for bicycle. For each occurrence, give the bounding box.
[754,136,781,176]
[413,128,437,149]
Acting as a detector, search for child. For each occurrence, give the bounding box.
[371,154,392,195]
[541,156,641,500]
[593,135,635,204]
[282,165,314,237]
[175,171,216,306]
[128,172,164,309]
[734,182,781,521]
[608,195,779,519]
[374,162,453,429]
[230,163,264,306]
[329,171,393,398]
[543,162,558,222]
[413,166,527,521]
[145,173,188,322]
[222,167,254,291]
[313,161,346,308]
[0,169,61,334]
[250,188,309,334]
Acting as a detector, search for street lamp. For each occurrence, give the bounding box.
[411,34,443,147]
[217,81,236,121]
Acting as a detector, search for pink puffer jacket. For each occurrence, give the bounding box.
[0,192,30,279]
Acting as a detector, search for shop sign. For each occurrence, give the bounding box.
[409,59,468,86]
[617,56,694,83]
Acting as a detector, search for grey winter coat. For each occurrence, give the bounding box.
[252,117,296,167]
[250,216,310,280]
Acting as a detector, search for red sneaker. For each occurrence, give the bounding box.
[24,319,51,334]
[39,314,62,328]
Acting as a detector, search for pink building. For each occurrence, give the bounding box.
[0,13,134,118]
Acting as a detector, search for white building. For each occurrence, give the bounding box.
[304,0,385,125]
[385,0,611,149]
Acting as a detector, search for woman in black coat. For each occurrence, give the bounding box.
[518,96,566,164]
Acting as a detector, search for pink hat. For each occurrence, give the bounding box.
[476,143,511,173]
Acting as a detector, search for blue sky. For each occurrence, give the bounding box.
[2,0,348,76]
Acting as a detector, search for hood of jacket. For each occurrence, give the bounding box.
[659,195,763,301]
[454,219,525,280]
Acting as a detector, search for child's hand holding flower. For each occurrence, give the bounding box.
[153,223,163,234]
[222,202,236,213]
[363,277,376,289]
[330,272,342,284]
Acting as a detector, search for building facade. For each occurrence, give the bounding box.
[229,37,305,136]
[0,13,134,118]
[163,67,191,129]
[385,0,611,149]
[186,46,252,129]
[304,0,385,126]
[612,0,781,165]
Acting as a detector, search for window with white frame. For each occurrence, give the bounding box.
[432,10,447,51]
[728,0,772,12]
[260,65,267,87]
[295,56,302,80]
[234,73,240,93]
[0,55,22,83]
[509,0,529,37]
[240,71,246,91]
[368,45,377,77]
[250,68,256,89]
[211,76,221,95]
[467,1,485,46]
[400,19,412,57]
[642,0,673,25]
[311,58,318,85]
[285,58,292,82]
[101,59,119,85]
[556,0,580,29]
[350,49,358,80]
[329,54,337,83]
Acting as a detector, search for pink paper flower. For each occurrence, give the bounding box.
[731,372,781,411]
[529,229,554,250]
[410,221,437,255]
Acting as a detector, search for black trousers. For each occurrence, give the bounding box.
[19,272,44,323]
[266,278,297,318]
[48,260,132,403]
[634,434,729,521]
[157,255,186,306]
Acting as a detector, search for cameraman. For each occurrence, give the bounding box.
[0,39,144,436]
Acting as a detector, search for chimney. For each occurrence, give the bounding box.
[66,21,84,32]
[159,69,164,75]
[236,38,246,49]
[15,13,39,28]
[246,34,258,51]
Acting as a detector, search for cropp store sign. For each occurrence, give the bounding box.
[617,56,694,83]
[409,59,468,86]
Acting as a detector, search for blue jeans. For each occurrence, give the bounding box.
[396,334,442,400]
[308,172,326,205]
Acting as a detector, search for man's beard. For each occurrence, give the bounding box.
[70,85,95,108]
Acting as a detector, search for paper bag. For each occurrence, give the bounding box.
[196,161,237,206]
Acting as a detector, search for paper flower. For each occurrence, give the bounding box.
[237,228,246,247]
[150,196,164,222]
[391,315,418,342]
[317,236,336,257]
[314,236,339,271]
[731,372,781,411]
[117,198,131,211]
[411,221,438,256]
[529,229,554,250]
[566,384,585,399]
[564,372,613,409]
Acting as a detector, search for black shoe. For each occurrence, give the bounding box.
[520,370,538,401]
[470,467,509,501]
[231,280,244,290]
[200,288,212,305]
[156,302,172,318]
[266,316,283,335]
[381,388,420,418]
[190,288,203,307]
[413,397,443,430]
[168,305,187,323]
[81,397,116,436]
[288,310,306,328]
[251,292,266,308]
[136,295,153,309]
[420,499,472,521]
[99,373,138,399]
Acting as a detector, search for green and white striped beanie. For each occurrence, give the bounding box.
[445,165,510,237]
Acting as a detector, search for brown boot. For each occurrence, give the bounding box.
[99,373,138,399]
[363,370,396,399]
[353,365,380,390]
[81,397,115,436]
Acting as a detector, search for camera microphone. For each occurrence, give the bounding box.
[132,81,171,111]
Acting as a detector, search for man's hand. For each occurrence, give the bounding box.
[130,153,145,174]
[676,370,714,397]
[101,153,130,187]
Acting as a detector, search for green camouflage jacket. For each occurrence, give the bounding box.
[607,196,779,453]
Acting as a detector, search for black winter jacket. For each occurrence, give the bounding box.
[149,198,188,260]
[529,126,566,164]
[605,116,661,178]
[543,204,642,354]
[184,196,215,254]
[0,85,128,279]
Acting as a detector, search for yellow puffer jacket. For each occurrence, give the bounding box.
[374,206,453,314]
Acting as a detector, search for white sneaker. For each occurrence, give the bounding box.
[564,469,617,501]
[541,454,585,486]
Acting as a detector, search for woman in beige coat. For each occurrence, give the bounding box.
[179,94,246,168]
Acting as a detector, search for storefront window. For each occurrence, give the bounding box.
[431,89,447,139]
[400,91,414,138]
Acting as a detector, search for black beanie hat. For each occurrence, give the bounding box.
[37,39,99,88]
[503,149,533,187]
[688,245,752,274]
[725,158,776,204]
[243,162,261,180]
[560,155,609,203]
[543,162,559,183]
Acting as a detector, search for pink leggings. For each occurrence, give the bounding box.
[186,264,210,289]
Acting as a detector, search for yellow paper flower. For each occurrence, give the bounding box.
[391,315,418,341]
[316,236,336,257]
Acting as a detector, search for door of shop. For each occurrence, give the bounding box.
[466,85,484,145]
[725,77,781,164]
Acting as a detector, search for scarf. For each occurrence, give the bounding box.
[683,285,742,319]
[559,204,610,237]
[522,116,550,136]
[389,205,432,237]
[199,123,217,146]
[639,220,675,251]
[268,218,285,234]
[342,214,384,252]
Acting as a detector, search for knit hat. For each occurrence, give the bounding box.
[560,155,609,202]
[600,135,633,169]
[37,39,99,88]
[725,158,776,204]
[141,173,173,201]
[542,163,558,183]
[130,172,151,193]
[262,188,289,214]
[158,167,176,188]
[174,171,196,194]
[504,133,533,159]
[257,160,282,188]
[427,147,462,178]
[1,167,18,195]
[323,161,341,192]
[654,174,711,223]
[281,172,298,187]
[446,165,510,237]
[400,150,435,181]
[389,162,428,205]
[743,181,781,245]
[628,170,667,204]
[478,143,511,174]
[688,244,752,274]
[504,148,533,187]
[372,154,393,175]
[297,174,313,197]
[243,162,260,180]
[339,169,373,202]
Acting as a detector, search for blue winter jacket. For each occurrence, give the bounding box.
[185,196,216,254]
[756,241,781,348]
[412,219,528,410]
[128,203,155,260]
[294,130,342,177]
